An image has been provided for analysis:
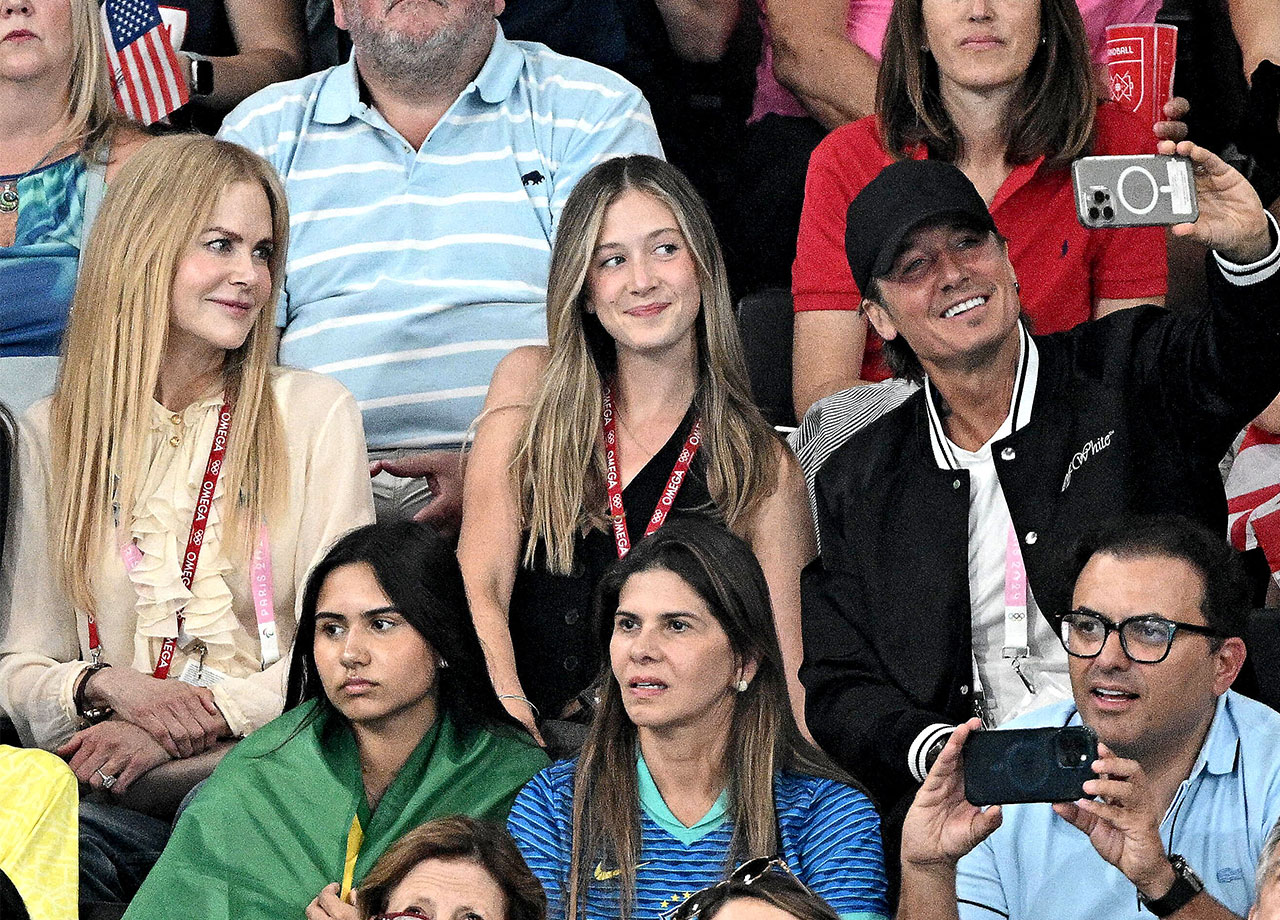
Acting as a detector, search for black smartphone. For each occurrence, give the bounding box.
[963,725,1098,806]
[1071,154,1198,228]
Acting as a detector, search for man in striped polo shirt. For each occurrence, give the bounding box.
[220,0,662,526]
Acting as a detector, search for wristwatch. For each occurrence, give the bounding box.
[182,52,213,97]
[1138,855,1204,917]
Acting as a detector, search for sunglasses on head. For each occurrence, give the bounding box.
[663,857,803,920]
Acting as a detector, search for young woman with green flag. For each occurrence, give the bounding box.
[123,521,548,920]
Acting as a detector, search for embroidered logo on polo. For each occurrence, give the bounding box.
[521,170,546,187]
[1061,429,1115,492]
[593,861,651,882]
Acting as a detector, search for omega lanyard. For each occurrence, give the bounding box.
[92,403,279,675]
[601,384,702,560]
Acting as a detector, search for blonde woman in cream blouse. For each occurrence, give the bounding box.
[0,136,374,806]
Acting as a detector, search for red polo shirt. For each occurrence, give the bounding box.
[793,103,1168,381]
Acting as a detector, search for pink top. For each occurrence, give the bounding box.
[750,0,1162,123]
[1078,0,1164,65]
[750,0,893,123]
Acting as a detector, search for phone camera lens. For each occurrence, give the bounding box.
[1093,190,1106,204]
[1102,206,1115,221]
[1055,733,1090,768]
[1088,206,1100,221]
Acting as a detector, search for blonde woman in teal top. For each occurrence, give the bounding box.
[1,0,145,356]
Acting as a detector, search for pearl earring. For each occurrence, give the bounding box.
[736,679,749,693]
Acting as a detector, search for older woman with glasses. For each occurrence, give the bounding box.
[357,816,545,920]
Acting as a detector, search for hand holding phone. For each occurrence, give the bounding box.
[963,725,1099,806]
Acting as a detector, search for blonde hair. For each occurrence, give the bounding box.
[51,135,290,616]
[513,155,780,573]
[66,0,122,159]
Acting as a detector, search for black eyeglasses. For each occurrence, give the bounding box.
[664,857,799,920]
[1057,608,1222,664]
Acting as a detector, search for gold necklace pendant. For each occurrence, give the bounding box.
[0,183,17,214]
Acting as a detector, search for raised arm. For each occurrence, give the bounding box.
[765,0,880,130]
[899,719,1003,920]
[457,347,547,744]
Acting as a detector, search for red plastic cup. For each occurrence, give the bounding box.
[1105,24,1178,129]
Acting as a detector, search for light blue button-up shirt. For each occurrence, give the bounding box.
[957,690,1280,919]
[220,25,662,448]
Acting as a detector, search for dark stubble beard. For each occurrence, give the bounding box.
[347,0,495,102]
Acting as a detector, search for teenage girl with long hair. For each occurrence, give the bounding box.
[458,155,815,743]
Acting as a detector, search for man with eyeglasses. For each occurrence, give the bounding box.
[897,513,1280,920]
[799,138,1280,827]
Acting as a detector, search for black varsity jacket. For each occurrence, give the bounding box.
[800,251,1280,808]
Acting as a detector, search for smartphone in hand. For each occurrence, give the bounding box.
[1072,154,1198,228]
[963,725,1099,806]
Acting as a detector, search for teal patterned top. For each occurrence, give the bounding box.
[1,154,88,356]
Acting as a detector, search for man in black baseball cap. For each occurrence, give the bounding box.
[798,146,1280,834]
[844,159,1013,388]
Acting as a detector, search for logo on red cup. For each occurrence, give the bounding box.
[1106,24,1177,130]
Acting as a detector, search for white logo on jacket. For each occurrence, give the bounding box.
[1062,430,1115,491]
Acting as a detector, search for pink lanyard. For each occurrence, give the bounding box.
[601,384,702,560]
[1002,523,1034,693]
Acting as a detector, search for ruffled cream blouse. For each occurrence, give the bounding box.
[0,368,375,748]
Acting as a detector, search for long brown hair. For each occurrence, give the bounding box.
[511,156,780,574]
[51,135,290,615]
[877,0,1096,167]
[567,520,856,920]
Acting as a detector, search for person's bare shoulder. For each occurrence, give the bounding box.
[487,345,551,406]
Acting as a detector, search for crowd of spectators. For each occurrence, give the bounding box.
[1,0,1280,919]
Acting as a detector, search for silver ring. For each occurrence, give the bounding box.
[95,768,117,790]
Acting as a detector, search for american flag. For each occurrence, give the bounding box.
[1227,424,1280,589]
[100,0,189,125]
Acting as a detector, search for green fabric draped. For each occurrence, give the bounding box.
[122,700,548,919]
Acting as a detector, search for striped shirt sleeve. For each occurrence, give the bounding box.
[789,777,889,920]
[508,766,573,918]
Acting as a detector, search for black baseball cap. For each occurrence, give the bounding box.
[845,160,998,294]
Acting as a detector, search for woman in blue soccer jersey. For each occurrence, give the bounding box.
[506,518,888,920]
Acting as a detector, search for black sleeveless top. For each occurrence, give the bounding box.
[508,407,714,716]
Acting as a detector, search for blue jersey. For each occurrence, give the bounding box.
[508,756,888,920]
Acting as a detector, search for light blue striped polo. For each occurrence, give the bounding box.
[219,25,663,448]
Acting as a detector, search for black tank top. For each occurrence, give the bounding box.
[507,406,715,716]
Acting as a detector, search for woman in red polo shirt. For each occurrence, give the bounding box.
[790,0,1168,419]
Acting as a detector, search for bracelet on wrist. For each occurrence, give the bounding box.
[74,662,114,724]
[497,694,540,720]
